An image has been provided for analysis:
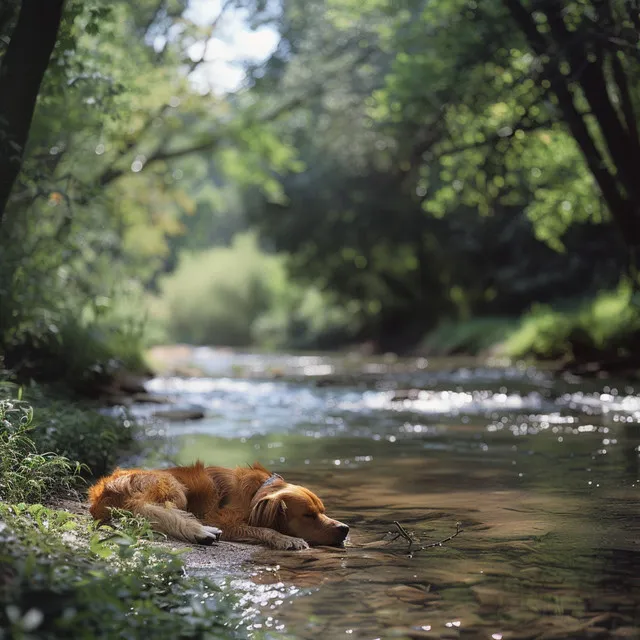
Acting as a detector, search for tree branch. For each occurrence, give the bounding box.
[95,0,242,189]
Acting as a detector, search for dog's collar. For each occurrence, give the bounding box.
[259,473,283,490]
[251,472,284,506]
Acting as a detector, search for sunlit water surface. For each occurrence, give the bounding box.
[129,350,640,639]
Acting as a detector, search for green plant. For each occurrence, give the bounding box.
[30,399,137,478]
[0,380,135,478]
[100,508,162,541]
[421,317,520,356]
[252,285,360,350]
[0,504,258,640]
[156,233,284,347]
[503,305,573,359]
[503,282,640,360]
[0,399,84,503]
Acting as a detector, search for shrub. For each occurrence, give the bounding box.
[0,399,84,503]
[155,232,362,349]
[156,233,282,346]
[0,504,255,640]
[252,286,361,350]
[503,282,640,360]
[0,381,135,478]
[0,210,148,390]
[501,305,573,359]
[420,317,520,356]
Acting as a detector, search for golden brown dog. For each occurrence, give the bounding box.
[88,462,349,550]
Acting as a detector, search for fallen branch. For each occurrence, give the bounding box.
[386,520,463,557]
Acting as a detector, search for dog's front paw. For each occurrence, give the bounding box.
[197,525,222,546]
[287,537,309,550]
[271,536,309,551]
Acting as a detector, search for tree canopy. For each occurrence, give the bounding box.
[0,0,638,363]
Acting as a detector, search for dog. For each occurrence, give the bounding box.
[88,461,349,550]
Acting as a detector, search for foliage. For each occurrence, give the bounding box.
[102,508,161,541]
[0,398,84,503]
[0,390,261,640]
[421,317,520,356]
[155,232,362,349]
[2,0,640,360]
[241,0,636,351]
[0,380,135,477]
[252,285,362,350]
[0,504,257,640]
[504,283,640,361]
[156,233,283,346]
[0,0,299,379]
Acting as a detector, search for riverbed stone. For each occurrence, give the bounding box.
[153,408,205,421]
[132,392,174,404]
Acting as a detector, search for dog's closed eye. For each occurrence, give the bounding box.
[303,513,317,519]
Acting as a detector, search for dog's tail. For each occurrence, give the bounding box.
[125,497,217,544]
[89,469,220,544]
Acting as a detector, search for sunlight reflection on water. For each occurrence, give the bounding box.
[130,352,640,639]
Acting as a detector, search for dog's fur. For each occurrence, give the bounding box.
[88,462,349,550]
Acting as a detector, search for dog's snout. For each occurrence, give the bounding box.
[337,523,350,539]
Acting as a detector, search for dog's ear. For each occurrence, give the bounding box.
[248,495,287,530]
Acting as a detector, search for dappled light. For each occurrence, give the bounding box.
[129,351,640,638]
[2,0,640,637]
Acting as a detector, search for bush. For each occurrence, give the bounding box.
[0,380,135,478]
[0,399,84,503]
[0,207,148,390]
[0,504,255,640]
[155,232,362,349]
[156,233,282,346]
[501,305,574,359]
[252,286,361,350]
[503,282,640,360]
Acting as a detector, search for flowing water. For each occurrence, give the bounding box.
[132,349,640,639]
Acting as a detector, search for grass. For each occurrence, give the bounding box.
[420,283,640,363]
[0,386,271,640]
[0,398,85,503]
[503,283,640,361]
[0,503,257,640]
[0,378,136,478]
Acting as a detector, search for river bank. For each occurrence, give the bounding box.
[3,351,640,639]
[118,349,640,638]
[0,380,272,639]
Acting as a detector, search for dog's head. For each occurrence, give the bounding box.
[248,482,349,547]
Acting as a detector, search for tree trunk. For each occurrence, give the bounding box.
[0,0,66,224]
[503,0,640,268]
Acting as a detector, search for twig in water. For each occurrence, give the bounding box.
[417,521,463,551]
[388,520,416,552]
[387,521,464,557]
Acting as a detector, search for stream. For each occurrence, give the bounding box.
[128,348,640,639]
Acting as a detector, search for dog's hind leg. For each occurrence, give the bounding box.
[127,498,222,545]
[94,471,221,545]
